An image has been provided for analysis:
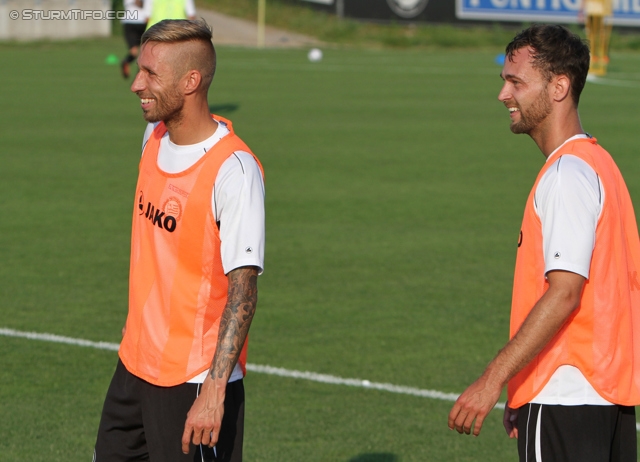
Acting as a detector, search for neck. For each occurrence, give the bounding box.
[530,106,584,158]
[165,99,217,146]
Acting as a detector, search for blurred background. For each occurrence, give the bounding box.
[1,1,640,461]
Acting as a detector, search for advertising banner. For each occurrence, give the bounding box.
[456,0,640,26]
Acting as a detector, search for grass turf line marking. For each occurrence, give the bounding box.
[0,327,119,351]
[0,327,479,404]
[586,74,640,88]
[245,363,469,404]
[4,327,640,432]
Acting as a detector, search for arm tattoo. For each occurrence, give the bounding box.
[210,266,258,380]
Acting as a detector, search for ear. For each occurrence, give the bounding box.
[183,70,202,96]
[551,74,571,103]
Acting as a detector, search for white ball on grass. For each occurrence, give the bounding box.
[308,48,323,62]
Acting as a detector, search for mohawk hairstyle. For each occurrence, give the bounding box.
[141,19,216,88]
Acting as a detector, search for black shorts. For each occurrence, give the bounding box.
[517,403,637,462]
[94,359,245,462]
[123,23,146,49]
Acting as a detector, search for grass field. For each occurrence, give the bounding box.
[2,37,640,461]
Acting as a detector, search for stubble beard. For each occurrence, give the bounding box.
[510,87,552,135]
[143,86,185,125]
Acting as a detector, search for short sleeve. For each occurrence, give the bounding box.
[142,122,158,153]
[214,151,265,275]
[184,0,196,17]
[535,155,603,279]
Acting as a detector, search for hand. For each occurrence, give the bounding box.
[121,325,126,337]
[181,377,226,454]
[448,373,503,436]
[503,403,519,438]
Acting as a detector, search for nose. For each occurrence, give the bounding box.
[131,71,144,94]
[498,82,510,103]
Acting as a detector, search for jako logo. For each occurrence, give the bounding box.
[138,191,178,233]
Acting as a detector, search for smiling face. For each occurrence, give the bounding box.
[498,47,553,136]
[130,41,185,124]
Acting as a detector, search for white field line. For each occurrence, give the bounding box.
[586,74,640,88]
[0,327,474,404]
[0,327,120,351]
[2,327,639,431]
[244,363,470,404]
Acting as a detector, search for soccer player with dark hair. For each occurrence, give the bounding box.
[448,24,640,461]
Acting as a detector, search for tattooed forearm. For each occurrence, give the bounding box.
[210,266,259,381]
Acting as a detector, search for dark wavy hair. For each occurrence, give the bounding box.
[505,25,590,106]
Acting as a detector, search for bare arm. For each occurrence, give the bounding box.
[447,270,585,437]
[181,266,259,453]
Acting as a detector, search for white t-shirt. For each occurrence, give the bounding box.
[529,134,611,405]
[122,0,148,24]
[141,119,265,384]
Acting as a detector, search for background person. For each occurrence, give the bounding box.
[448,24,640,461]
[145,0,196,29]
[120,0,148,79]
[94,19,265,462]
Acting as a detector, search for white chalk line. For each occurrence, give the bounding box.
[245,363,470,404]
[3,327,639,432]
[0,327,478,404]
[0,327,121,351]
[587,74,640,88]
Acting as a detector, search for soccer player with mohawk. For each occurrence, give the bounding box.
[94,19,264,462]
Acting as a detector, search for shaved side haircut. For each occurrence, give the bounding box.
[141,19,216,91]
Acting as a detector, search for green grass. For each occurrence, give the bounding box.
[2,37,640,460]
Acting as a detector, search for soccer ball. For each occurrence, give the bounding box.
[308,48,323,63]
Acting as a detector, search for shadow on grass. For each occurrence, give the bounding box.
[209,103,240,116]
[349,453,398,462]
